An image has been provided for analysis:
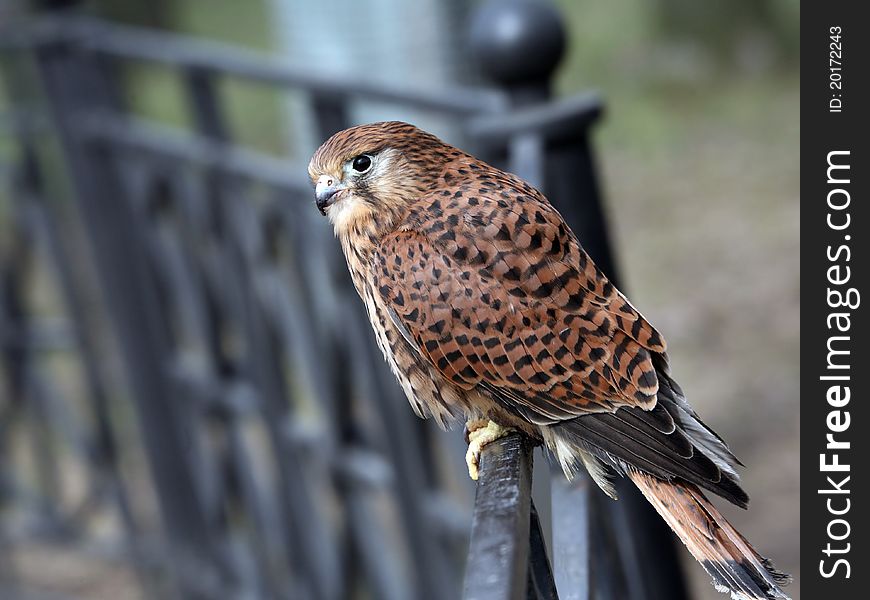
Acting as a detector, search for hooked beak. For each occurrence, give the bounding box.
[315,175,342,215]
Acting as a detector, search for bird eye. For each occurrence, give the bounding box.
[351,155,372,173]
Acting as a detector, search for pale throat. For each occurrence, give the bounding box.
[330,190,410,250]
[327,193,376,235]
[329,194,387,265]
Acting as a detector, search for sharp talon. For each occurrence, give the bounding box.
[466,448,480,481]
[464,420,514,480]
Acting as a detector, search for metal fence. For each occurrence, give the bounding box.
[0,2,689,599]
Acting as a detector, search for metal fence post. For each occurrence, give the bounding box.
[468,2,690,599]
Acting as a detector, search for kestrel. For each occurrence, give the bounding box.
[309,121,790,600]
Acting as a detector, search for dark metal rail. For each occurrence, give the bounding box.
[0,2,689,599]
[3,15,504,116]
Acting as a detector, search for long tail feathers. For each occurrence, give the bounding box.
[629,471,792,600]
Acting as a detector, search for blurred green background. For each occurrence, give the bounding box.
[1,0,799,598]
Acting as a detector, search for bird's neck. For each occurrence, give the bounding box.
[338,218,391,301]
[336,204,404,281]
[339,219,380,265]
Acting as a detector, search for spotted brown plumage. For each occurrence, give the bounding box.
[309,121,790,600]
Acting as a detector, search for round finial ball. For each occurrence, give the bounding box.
[468,0,567,86]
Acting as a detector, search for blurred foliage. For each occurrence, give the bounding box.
[553,0,798,150]
[652,0,798,59]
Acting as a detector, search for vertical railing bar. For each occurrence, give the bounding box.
[179,66,268,600]
[526,500,559,600]
[184,66,230,140]
[588,490,630,600]
[550,476,591,600]
[607,497,651,599]
[0,185,62,527]
[508,132,545,191]
[609,480,690,599]
[339,478,411,600]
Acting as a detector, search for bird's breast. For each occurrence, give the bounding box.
[341,248,468,428]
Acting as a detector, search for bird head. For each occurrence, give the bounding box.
[308,121,450,237]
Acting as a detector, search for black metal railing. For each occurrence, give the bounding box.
[0,2,688,599]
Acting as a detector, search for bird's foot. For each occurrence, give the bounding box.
[464,420,515,481]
